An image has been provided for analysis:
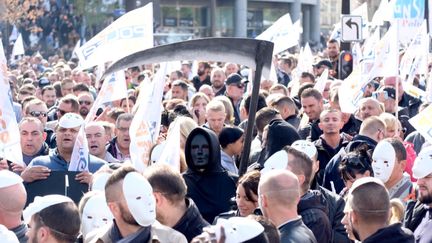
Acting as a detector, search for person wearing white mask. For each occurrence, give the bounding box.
[87,166,187,243]
[372,138,413,202]
[78,191,113,241]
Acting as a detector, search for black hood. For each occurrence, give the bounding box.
[258,119,300,166]
[345,134,377,153]
[185,127,223,173]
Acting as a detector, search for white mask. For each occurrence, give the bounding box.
[81,194,113,237]
[372,141,396,183]
[123,172,156,226]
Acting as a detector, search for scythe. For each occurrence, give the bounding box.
[102,38,274,176]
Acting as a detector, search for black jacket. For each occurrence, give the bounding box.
[341,115,361,137]
[404,200,427,232]
[399,92,421,118]
[298,119,323,142]
[183,127,237,223]
[298,190,332,243]
[106,137,119,160]
[279,217,317,243]
[322,135,377,193]
[363,223,414,243]
[314,133,350,186]
[319,186,350,243]
[173,198,209,242]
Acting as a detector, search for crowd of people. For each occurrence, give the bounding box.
[0,35,432,243]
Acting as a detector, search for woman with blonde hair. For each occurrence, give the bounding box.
[189,92,210,125]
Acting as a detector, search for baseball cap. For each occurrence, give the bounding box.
[383,87,396,100]
[226,73,247,86]
[313,59,333,69]
[291,140,317,159]
[23,195,73,224]
[58,113,84,128]
[412,146,432,179]
[38,77,50,89]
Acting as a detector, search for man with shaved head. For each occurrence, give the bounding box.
[357,98,383,121]
[0,170,28,242]
[85,122,120,164]
[341,177,413,242]
[259,170,317,243]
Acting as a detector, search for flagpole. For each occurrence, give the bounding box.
[126,95,131,113]
[395,21,399,119]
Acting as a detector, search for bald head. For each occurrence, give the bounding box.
[259,170,300,208]
[0,182,27,229]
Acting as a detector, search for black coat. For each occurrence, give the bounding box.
[183,127,237,223]
[173,198,209,242]
[404,200,427,232]
[363,223,414,243]
[279,217,317,243]
[298,190,332,243]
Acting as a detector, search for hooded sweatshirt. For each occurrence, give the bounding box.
[183,127,238,223]
[257,119,300,167]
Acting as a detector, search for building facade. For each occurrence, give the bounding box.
[135,0,320,48]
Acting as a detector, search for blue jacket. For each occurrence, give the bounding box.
[29,149,106,173]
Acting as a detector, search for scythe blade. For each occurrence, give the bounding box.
[103,37,274,176]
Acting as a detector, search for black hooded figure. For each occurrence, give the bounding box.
[257,119,301,167]
[183,127,238,223]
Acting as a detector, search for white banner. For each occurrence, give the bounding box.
[69,71,128,171]
[368,23,399,79]
[157,118,181,172]
[77,3,153,69]
[256,13,299,54]
[409,105,432,144]
[394,0,425,45]
[0,41,23,166]
[129,63,167,172]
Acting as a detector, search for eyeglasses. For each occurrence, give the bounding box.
[30,111,48,117]
[79,100,92,105]
[236,83,245,89]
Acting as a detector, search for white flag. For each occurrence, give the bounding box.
[0,41,23,166]
[76,3,153,69]
[399,21,429,83]
[314,69,329,93]
[338,67,369,114]
[157,118,181,172]
[368,23,398,79]
[256,13,299,54]
[129,63,167,172]
[69,70,128,171]
[409,105,432,144]
[11,33,24,57]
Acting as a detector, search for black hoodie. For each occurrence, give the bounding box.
[363,223,414,243]
[257,119,300,167]
[183,127,238,223]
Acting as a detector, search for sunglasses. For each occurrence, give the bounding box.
[57,109,68,116]
[236,83,245,89]
[30,111,48,117]
[79,100,92,105]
